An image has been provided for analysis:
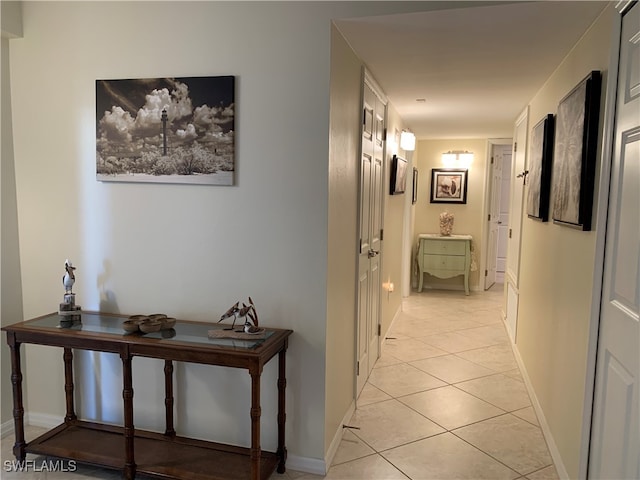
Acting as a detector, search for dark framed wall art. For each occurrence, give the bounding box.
[390,154,408,195]
[430,168,468,204]
[527,114,555,221]
[551,70,601,230]
[96,76,235,185]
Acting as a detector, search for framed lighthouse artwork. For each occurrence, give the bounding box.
[96,76,235,185]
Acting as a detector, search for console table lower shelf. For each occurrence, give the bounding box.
[27,420,279,480]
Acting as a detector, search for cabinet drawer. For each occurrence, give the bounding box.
[423,254,466,271]
[421,240,466,256]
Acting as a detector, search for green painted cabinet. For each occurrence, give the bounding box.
[417,234,472,295]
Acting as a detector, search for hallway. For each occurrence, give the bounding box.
[296,286,558,479]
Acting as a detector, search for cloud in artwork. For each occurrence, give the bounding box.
[97,80,234,157]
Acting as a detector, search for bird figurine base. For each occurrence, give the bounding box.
[59,293,82,324]
[208,328,268,340]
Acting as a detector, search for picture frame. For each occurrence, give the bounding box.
[390,154,408,195]
[430,168,467,204]
[551,70,601,230]
[412,167,418,204]
[96,76,235,185]
[527,114,555,221]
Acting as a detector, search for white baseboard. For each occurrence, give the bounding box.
[286,453,327,476]
[321,399,356,475]
[381,304,403,349]
[508,342,570,480]
[26,412,63,429]
[1,412,62,439]
[1,419,14,439]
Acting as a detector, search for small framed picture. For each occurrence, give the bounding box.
[430,168,468,204]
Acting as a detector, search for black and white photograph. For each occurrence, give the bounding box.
[96,76,235,185]
[527,114,555,221]
[551,70,601,230]
[390,154,408,195]
[430,168,468,204]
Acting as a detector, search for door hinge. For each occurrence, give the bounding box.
[491,156,494,165]
[383,128,387,141]
[363,109,367,126]
[380,229,384,241]
[509,228,512,238]
[378,324,381,336]
[488,214,491,221]
[485,270,488,277]
[514,142,518,152]
[356,361,360,376]
[359,239,362,254]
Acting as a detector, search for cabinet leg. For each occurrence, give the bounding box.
[277,346,288,474]
[464,273,470,296]
[63,348,77,422]
[164,360,175,437]
[121,352,136,480]
[8,335,25,461]
[418,270,424,292]
[249,368,262,480]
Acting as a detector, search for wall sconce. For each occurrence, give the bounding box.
[400,130,416,151]
[442,150,474,168]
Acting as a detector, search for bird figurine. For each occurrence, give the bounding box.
[236,302,253,331]
[62,259,76,294]
[218,301,239,330]
[244,320,263,334]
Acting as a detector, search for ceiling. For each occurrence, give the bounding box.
[334,1,608,140]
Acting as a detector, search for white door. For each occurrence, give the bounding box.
[589,3,639,478]
[505,108,528,342]
[485,143,510,289]
[497,150,512,282]
[357,74,385,395]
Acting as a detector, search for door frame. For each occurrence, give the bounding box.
[580,3,630,477]
[481,138,513,291]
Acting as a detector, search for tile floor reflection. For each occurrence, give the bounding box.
[1,286,558,479]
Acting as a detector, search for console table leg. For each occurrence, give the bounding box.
[249,367,262,480]
[277,345,288,474]
[63,348,77,422]
[7,334,25,461]
[164,360,175,437]
[121,352,136,480]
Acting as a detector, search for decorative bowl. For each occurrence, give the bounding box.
[149,314,168,321]
[139,320,162,333]
[128,315,149,325]
[122,320,140,333]
[160,317,176,329]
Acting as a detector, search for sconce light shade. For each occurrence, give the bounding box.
[442,150,474,167]
[400,131,416,151]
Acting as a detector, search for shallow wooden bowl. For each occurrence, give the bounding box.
[149,314,168,321]
[122,320,140,333]
[139,320,162,333]
[128,315,149,325]
[160,317,176,329]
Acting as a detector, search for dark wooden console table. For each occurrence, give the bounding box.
[3,312,292,480]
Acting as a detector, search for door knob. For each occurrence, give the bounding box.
[368,249,379,258]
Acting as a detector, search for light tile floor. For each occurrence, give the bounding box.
[1,286,558,480]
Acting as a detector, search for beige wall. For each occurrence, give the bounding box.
[1,1,24,429]
[516,6,614,478]
[325,24,360,454]
[380,106,410,337]
[413,138,488,292]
